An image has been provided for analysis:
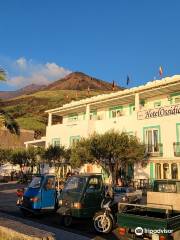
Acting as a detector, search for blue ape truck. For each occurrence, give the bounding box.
[18,173,105,226]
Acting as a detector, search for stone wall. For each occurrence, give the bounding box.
[0,128,34,149]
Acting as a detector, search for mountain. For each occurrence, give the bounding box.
[0,72,123,100]
[1,72,124,134]
[0,84,46,99]
[45,72,123,91]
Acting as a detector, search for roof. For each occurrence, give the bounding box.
[45,75,180,114]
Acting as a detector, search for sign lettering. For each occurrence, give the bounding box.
[137,104,180,120]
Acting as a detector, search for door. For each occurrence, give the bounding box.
[145,128,159,153]
[41,176,56,209]
[83,176,103,217]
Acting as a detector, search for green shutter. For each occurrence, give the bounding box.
[150,162,154,179]
[129,103,135,115]
[154,101,161,108]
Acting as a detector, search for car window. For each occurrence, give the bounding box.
[158,183,177,193]
[87,177,101,192]
[64,176,87,193]
[29,177,42,188]
[45,177,55,190]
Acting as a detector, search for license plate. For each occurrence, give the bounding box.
[152,234,159,240]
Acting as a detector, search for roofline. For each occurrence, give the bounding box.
[45,75,180,114]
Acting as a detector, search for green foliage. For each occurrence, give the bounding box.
[0,146,45,173]
[70,138,94,168]
[0,68,6,81]
[16,117,46,132]
[10,148,28,168]
[0,148,12,165]
[70,130,148,183]
[44,145,65,166]
[2,90,107,132]
[0,109,20,135]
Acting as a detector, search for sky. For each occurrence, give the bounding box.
[0,0,180,91]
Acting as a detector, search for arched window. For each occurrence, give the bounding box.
[163,163,169,179]
[171,163,178,179]
[155,163,161,179]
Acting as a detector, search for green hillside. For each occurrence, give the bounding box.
[2,89,109,134]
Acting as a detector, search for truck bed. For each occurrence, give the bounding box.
[117,203,180,231]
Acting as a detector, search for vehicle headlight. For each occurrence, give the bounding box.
[72,202,82,209]
[59,200,63,205]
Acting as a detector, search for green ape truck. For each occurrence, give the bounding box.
[117,180,180,240]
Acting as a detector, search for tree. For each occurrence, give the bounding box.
[0,68,6,81]
[70,130,148,184]
[44,145,66,177]
[0,67,20,135]
[0,148,13,165]
[10,148,28,171]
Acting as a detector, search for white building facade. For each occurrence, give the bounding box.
[25,75,180,181]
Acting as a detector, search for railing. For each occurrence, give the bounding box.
[173,142,180,157]
[145,144,163,157]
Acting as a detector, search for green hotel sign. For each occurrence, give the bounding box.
[137,104,180,120]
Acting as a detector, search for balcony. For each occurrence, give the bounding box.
[173,142,180,157]
[145,144,163,157]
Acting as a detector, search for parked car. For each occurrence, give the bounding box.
[113,186,142,203]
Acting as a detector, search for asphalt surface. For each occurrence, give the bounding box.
[0,182,121,240]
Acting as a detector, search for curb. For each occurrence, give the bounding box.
[0,213,92,240]
[0,214,55,240]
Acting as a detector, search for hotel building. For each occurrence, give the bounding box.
[25,75,180,181]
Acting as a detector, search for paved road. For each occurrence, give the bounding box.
[0,182,121,240]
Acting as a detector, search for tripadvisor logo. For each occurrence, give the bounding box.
[135,227,143,236]
[135,227,173,236]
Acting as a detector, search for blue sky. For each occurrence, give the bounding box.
[0,0,180,91]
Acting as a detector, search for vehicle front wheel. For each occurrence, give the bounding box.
[93,212,113,234]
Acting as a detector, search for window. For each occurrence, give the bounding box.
[64,176,87,192]
[145,128,159,153]
[174,97,180,103]
[70,136,80,146]
[163,163,169,179]
[87,177,102,192]
[170,92,180,104]
[45,177,55,190]
[140,99,145,107]
[90,110,97,120]
[109,106,123,118]
[171,163,178,179]
[158,183,176,193]
[29,176,42,188]
[154,101,161,108]
[52,138,60,147]
[155,163,161,179]
[68,113,78,122]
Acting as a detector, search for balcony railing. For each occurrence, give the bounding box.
[145,144,163,157]
[173,142,180,157]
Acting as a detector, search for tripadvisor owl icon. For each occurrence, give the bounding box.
[135,227,143,236]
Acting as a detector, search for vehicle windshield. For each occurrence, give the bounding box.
[64,176,87,193]
[158,183,177,193]
[29,177,42,188]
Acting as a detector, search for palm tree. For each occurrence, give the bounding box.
[0,68,6,81]
[0,67,20,135]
